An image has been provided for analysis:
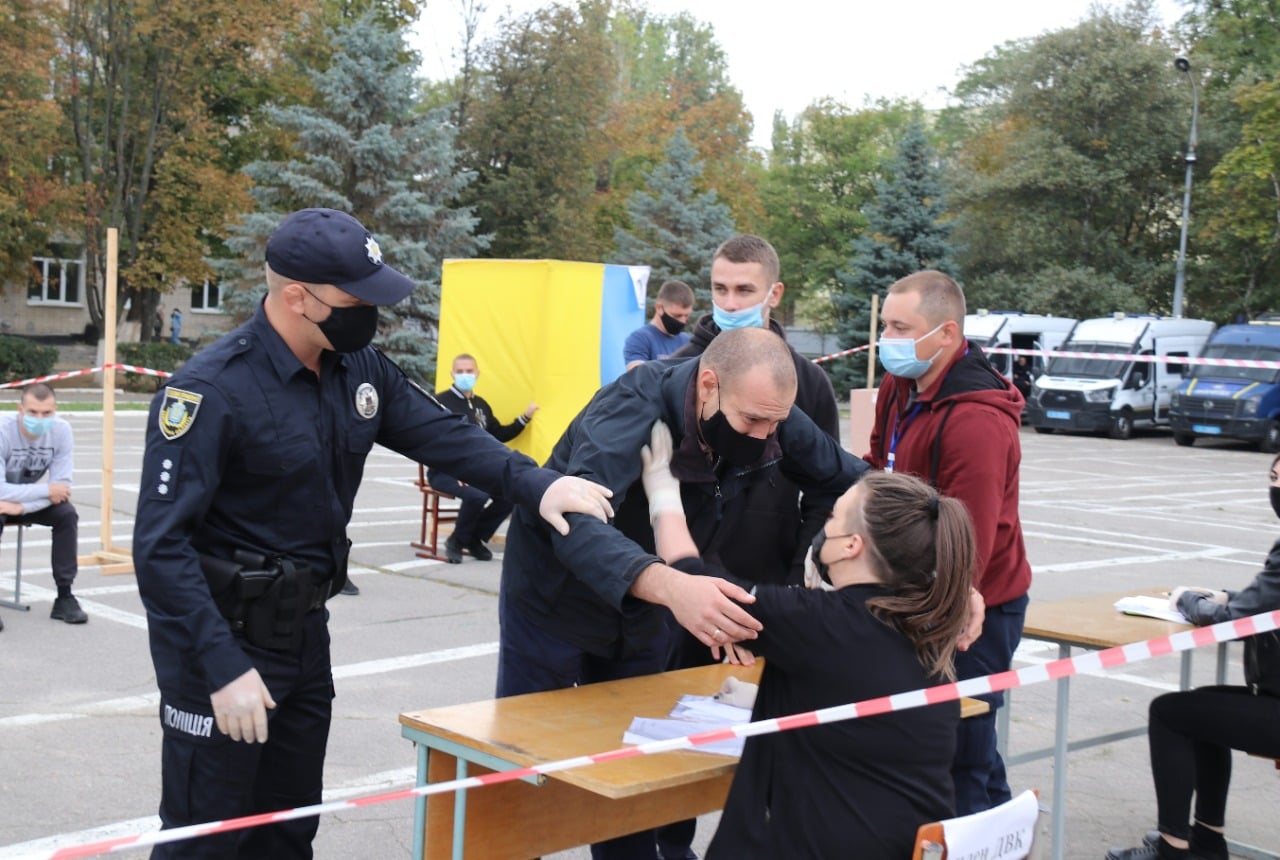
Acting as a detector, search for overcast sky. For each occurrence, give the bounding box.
[409,0,1190,149]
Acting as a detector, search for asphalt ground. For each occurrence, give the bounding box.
[1,391,1278,859]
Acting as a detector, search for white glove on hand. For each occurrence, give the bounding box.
[641,420,683,524]
[714,676,759,709]
[802,544,836,591]
[210,667,276,744]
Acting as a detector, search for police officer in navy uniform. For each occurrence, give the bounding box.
[133,208,614,859]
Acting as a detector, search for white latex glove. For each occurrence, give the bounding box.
[210,667,277,744]
[539,475,615,535]
[1169,585,1228,611]
[802,544,836,591]
[714,676,759,709]
[641,420,683,524]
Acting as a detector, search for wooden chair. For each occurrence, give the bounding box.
[410,464,459,562]
[0,521,32,612]
[912,790,1041,860]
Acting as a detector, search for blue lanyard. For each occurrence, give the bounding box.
[886,403,924,474]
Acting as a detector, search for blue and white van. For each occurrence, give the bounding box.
[1169,320,1280,451]
[1026,315,1215,440]
[963,310,1078,383]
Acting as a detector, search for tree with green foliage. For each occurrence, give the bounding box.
[1178,0,1280,320]
[610,128,734,301]
[219,12,488,384]
[59,0,303,339]
[831,119,956,390]
[944,5,1188,317]
[761,98,915,324]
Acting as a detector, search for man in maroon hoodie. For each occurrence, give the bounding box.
[865,270,1031,816]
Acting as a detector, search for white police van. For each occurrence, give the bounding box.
[964,310,1077,383]
[1025,315,1215,440]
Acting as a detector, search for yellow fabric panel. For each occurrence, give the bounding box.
[437,259,606,465]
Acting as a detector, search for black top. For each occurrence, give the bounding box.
[708,583,958,860]
[433,386,529,443]
[134,305,558,695]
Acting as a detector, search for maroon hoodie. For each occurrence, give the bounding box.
[864,341,1031,607]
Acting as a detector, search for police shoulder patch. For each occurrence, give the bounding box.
[159,387,203,440]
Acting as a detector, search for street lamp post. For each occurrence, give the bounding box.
[1172,55,1199,319]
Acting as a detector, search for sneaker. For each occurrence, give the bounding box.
[466,539,493,562]
[340,579,360,596]
[444,534,463,564]
[1106,838,1188,860]
[50,595,88,624]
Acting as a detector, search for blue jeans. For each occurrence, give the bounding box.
[952,592,1028,815]
[497,594,665,860]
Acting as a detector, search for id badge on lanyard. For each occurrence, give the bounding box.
[887,403,924,474]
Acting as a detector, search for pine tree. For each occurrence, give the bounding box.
[217,12,487,383]
[832,120,957,390]
[610,128,735,303]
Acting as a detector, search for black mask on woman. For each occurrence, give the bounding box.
[699,400,769,467]
[1270,486,1280,521]
[304,287,379,353]
[660,310,686,336]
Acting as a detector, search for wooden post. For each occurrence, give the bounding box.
[866,293,879,389]
[78,227,134,575]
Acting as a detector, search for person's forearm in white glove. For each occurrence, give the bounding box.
[642,420,698,562]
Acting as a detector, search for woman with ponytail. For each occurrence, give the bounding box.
[640,420,977,858]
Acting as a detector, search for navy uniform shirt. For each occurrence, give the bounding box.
[134,305,558,695]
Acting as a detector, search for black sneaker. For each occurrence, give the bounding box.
[466,539,493,562]
[444,534,463,564]
[340,579,360,596]
[50,595,88,624]
[1106,838,1188,860]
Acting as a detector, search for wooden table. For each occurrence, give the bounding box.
[1004,590,1232,860]
[400,662,989,860]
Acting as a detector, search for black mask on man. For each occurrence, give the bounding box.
[304,287,379,353]
[698,394,769,467]
[660,310,686,336]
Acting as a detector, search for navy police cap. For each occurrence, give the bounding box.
[265,208,415,306]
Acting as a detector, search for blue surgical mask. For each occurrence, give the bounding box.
[453,373,477,393]
[878,323,945,379]
[712,288,774,331]
[22,415,54,436]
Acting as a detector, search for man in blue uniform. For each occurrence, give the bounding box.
[133,207,613,859]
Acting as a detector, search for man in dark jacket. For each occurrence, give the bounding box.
[430,353,538,564]
[865,269,1031,816]
[662,233,842,859]
[498,326,868,860]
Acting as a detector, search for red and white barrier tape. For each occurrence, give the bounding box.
[810,343,1280,370]
[26,608,1280,860]
[0,364,172,391]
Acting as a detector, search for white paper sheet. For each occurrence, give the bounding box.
[1113,595,1188,624]
[622,694,751,757]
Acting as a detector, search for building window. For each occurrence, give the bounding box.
[191,279,221,312]
[28,256,83,305]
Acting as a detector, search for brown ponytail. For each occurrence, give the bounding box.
[855,471,977,681]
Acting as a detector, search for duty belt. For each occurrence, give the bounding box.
[200,550,330,652]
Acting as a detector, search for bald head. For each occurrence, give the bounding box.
[699,327,797,398]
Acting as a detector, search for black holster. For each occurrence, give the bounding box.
[201,550,326,653]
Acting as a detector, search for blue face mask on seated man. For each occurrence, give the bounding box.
[453,373,477,393]
[22,415,54,436]
[878,323,945,379]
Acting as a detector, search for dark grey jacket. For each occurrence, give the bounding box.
[501,355,868,657]
[1179,537,1280,696]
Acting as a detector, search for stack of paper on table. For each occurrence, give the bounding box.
[623,695,751,757]
[1113,594,1188,624]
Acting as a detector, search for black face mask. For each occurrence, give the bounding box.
[304,288,379,353]
[660,310,686,336]
[810,528,833,585]
[699,396,770,467]
[1270,486,1280,521]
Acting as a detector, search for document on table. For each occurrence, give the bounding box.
[622,694,751,757]
[1113,595,1188,624]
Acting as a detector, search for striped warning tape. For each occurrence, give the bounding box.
[0,364,172,391]
[26,607,1279,860]
[809,343,1280,370]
